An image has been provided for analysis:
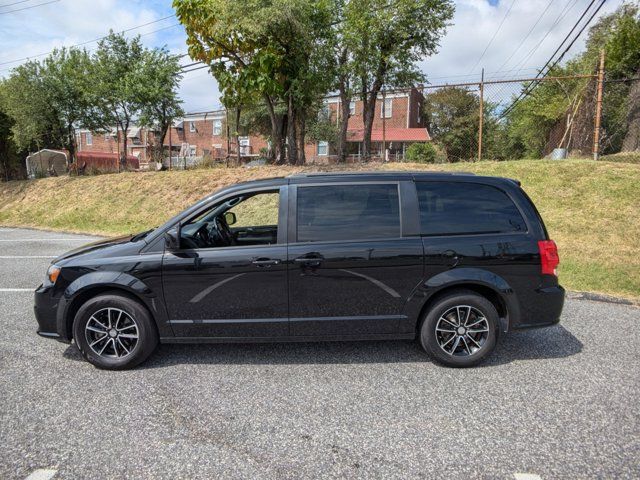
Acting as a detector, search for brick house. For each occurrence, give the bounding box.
[315,86,430,161]
[76,126,156,168]
[75,87,429,167]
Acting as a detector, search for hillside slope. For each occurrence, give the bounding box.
[1,160,638,299]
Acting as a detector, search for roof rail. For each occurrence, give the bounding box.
[288,171,476,178]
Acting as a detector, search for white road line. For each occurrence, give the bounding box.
[0,288,33,292]
[0,238,93,242]
[0,255,57,259]
[514,474,543,480]
[24,469,57,480]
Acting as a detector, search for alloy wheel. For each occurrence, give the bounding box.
[84,307,139,359]
[435,305,490,357]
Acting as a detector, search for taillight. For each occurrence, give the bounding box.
[538,240,559,276]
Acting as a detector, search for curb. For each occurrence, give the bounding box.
[567,290,639,307]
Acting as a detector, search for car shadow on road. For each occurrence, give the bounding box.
[63,324,583,369]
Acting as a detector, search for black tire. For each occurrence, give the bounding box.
[420,289,499,368]
[73,293,158,370]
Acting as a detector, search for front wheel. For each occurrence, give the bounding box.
[420,290,499,367]
[73,293,158,370]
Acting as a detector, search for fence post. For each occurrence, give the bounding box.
[478,68,484,162]
[593,49,605,161]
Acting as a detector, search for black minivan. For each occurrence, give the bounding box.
[34,172,564,369]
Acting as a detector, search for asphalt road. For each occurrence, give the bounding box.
[0,227,638,480]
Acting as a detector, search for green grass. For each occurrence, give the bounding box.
[1,159,638,300]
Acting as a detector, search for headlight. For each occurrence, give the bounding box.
[45,265,61,286]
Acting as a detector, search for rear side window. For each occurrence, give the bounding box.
[297,184,400,242]
[416,181,526,236]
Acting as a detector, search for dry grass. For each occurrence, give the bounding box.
[1,159,638,300]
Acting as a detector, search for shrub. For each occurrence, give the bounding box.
[405,142,440,163]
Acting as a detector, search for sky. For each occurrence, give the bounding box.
[0,0,625,113]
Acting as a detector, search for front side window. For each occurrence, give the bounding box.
[189,121,196,132]
[297,184,400,243]
[416,182,526,236]
[180,190,280,249]
[349,101,356,116]
[86,132,92,145]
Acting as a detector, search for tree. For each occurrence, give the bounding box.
[0,103,26,181]
[343,0,454,159]
[137,48,184,164]
[175,0,335,165]
[88,32,149,167]
[424,87,480,161]
[0,48,92,163]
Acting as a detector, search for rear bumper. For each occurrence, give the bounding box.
[512,285,565,330]
[34,284,70,343]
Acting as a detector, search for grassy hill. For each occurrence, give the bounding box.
[1,159,638,300]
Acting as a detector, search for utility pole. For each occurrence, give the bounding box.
[168,125,172,171]
[478,68,484,162]
[593,49,605,161]
[382,87,387,161]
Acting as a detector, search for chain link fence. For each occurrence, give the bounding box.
[421,69,639,163]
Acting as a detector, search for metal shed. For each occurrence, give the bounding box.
[25,149,68,178]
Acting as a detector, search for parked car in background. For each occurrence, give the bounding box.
[34,172,564,369]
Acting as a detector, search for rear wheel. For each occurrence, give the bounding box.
[420,290,499,367]
[73,293,158,370]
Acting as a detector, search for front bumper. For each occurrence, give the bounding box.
[34,284,69,343]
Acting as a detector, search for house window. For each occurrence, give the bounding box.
[213,120,222,136]
[189,121,196,133]
[239,136,250,155]
[319,103,330,120]
[189,146,196,157]
[317,141,328,156]
[86,132,92,145]
[381,98,392,118]
[349,101,356,116]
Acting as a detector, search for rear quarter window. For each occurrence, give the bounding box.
[416,181,526,236]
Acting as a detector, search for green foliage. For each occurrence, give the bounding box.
[0,48,92,159]
[503,3,640,158]
[0,104,26,180]
[405,142,439,163]
[424,87,480,161]
[174,0,336,164]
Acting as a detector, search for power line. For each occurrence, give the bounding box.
[0,0,41,7]
[510,0,581,73]
[0,0,58,14]
[468,0,517,75]
[496,0,556,73]
[0,14,176,66]
[500,0,608,118]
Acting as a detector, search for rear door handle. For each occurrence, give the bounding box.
[294,256,323,266]
[252,258,280,266]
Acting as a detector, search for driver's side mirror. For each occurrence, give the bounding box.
[164,225,181,251]
[224,211,237,226]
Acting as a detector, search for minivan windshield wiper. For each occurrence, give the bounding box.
[131,228,155,242]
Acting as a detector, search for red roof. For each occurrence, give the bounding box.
[347,128,431,142]
[77,151,137,162]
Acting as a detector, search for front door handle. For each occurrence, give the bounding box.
[252,258,280,267]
